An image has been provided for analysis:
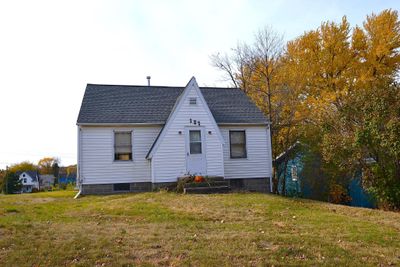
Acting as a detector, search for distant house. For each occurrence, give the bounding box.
[275,142,376,208]
[18,171,39,193]
[76,77,273,194]
[39,174,55,189]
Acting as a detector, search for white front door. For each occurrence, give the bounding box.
[186,127,206,175]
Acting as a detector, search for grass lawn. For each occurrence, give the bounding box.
[0,191,399,266]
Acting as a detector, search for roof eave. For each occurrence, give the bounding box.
[77,121,270,127]
[76,122,165,127]
[217,122,271,126]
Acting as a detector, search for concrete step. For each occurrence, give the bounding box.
[184,180,229,188]
[183,186,231,194]
[206,176,225,181]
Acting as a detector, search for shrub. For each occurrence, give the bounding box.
[2,171,21,194]
[176,175,194,193]
[329,184,352,205]
[59,183,68,190]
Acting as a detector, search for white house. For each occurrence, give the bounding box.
[76,77,273,194]
[40,174,55,189]
[18,171,39,193]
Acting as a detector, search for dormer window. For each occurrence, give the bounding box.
[189,97,197,105]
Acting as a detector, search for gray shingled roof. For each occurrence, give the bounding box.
[77,84,268,124]
[17,171,39,182]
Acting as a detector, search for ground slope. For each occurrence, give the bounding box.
[0,191,399,266]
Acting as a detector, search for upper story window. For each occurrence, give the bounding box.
[189,97,197,105]
[114,131,132,161]
[229,130,247,158]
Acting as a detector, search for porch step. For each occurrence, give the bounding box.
[207,176,225,181]
[183,185,231,194]
[183,180,229,188]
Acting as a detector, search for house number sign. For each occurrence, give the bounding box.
[189,118,201,126]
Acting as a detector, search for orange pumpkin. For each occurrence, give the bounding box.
[194,175,205,183]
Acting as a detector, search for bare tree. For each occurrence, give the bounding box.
[210,42,255,91]
[252,26,284,125]
[210,52,239,88]
[211,26,284,123]
[211,26,286,194]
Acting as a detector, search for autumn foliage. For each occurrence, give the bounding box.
[213,9,400,209]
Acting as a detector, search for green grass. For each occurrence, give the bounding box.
[0,191,399,266]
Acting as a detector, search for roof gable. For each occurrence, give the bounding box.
[18,171,39,182]
[146,77,224,159]
[77,80,268,125]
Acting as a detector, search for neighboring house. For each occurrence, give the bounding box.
[18,171,40,193]
[275,142,305,197]
[40,174,55,189]
[275,142,376,208]
[77,77,273,194]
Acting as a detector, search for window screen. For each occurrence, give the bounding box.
[229,131,246,158]
[114,132,132,160]
[189,130,202,154]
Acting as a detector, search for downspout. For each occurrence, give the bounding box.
[267,124,273,193]
[74,189,81,199]
[74,126,82,199]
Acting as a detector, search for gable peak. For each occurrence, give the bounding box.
[186,76,198,88]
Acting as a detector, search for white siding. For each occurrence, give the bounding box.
[80,126,161,184]
[19,172,39,187]
[220,125,272,179]
[153,85,224,182]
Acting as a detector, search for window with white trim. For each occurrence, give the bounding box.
[114,131,132,161]
[229,130,247,158]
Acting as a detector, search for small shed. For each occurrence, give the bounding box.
[275,142,376,208]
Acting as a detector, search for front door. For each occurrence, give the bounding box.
[186,128,206,175]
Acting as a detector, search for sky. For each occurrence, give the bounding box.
[0,0,398,168]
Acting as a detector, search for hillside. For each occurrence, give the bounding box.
[0,191,399,266]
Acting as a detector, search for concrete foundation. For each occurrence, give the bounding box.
[81,178,271,195]
[81,182,152,195]
[227,177,271,193]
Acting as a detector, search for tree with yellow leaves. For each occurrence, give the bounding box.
[283,9,400,208]
[212,9,400,207]
[38,157,60,175]
[212,27,306,194]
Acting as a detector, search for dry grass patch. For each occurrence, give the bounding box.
[0,191,399,266]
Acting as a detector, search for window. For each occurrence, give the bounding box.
[114,131,132,160]
[291,166,298,181]
[189,97,197,105]
[113,183,130,191]
[189,130,202,154]
[229,130,246,158]
[23,178,27,183]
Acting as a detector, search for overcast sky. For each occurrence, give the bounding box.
[0,0,398,168]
